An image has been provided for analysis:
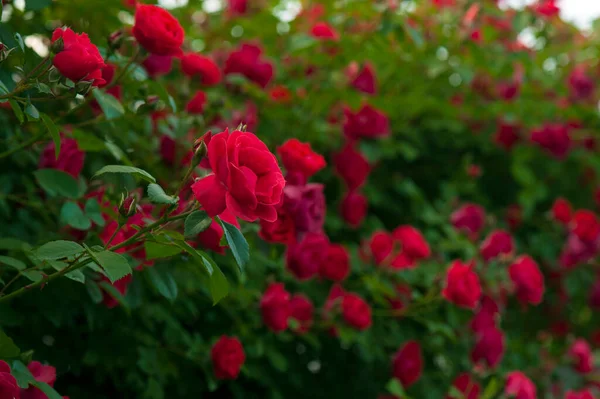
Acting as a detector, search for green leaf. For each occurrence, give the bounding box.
[11,361,34,388]
[147,183,178,205]
[0,255,26,270]
[93,165,156,183]
[98,281,130,311]
[84,198,105,227]
[92,89,124,120]
[94,250,132,283]
[219,219,249,274]
[25,0,53,11]
[85,279,103,304]
[48,260,85,283]
[0,238,31,251]
[184,210,212,237]
[24,103,39,120]
[480,378,500,399]
[8,100,24,123]
[35,82,53,94]
[386,379,406,397]
[59,201,91,231]
[73,129,106,152]
[35,240,84,260]
[144,240,183,260]
[31,381,63,399]
[22,270,43,282]
[209,261,229,305]
[0,329,20,359]
[40,113,60,159]
[14,33,24,52]
[34,168,80,198]
[146,267,178,302]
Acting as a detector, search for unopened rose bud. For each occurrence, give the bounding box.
[235,123,247,132]
[50,37,64,54]
[192,140,207,165]
[108,29,125,51]
[118,193,137,219]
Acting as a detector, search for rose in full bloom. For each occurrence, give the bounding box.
[446,373,480,399]
[333,143,371,191]
[310,22,339,40]
[143,54,173,78]
[286,232,329,280]
[530,124,571,159]
[392,341,423,388]
[343,104,390,140]
[509,256,544,305]
[51,28,105,86]
[180,53,221,86]
[289,294,313,334]
[451,203,485,238]
[39,137,86,178]
[340,191,367,228]
[259,206,296,245]
[350,63,377,95]
[211,336,245,380]
[494,121,520,151]
[100,274,133,309]
[191,129,285,222]
[319,244,350,282]
[133,4,184,56]
[283,184,326,235]
[260,283,291,332]
[442,260,481,309]
[504,371,536,399]
[21,361,57,399]
[568,339,593,374]
[552,198,572,224]
[224,43,274,88]
[185,91,206,114]
[342,293,372,330]
[392,225,430,260]
[570,210,600,242]
[479,230,514,262]
[277,139,326,181]
[566,390,595,399]
[0,361,19,399]
[471,326,504,368]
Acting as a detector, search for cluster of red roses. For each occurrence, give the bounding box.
[0,360,68,399]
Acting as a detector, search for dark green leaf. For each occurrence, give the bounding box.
[34,168,80,198]
[219,219,249,274]
[60,201,91,231]
[8,100,24,123]
[40,114,60,159]
[35,240,84,260]
[11,361,34,389]
[94,250,132,283]
[184,210,212,237]
[31,381,63,399]
[98,281,130,311]
[386,379,406,397]
[147,183,178,205]
[0,238,31,251]
[93,165,156,183]
[84,198,105,227]
[209,262,229,305]
[48,260,85,283]
[0,329,20,359]
[92,89,124,120]
[25,0,53,11]
[0,255,26,270]
[85,279,103,304]
[14,33,24,51]
[24,103,39,120]
[21,270,43,282]
[144,240,183,260]
[73,130,106,152]
[146,267,178,302]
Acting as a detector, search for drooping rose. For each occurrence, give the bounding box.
[509,255,544,305]
[180,53,221,86]
[283,183,325,235]
[143,54,173,78]
[451,203,485,238]
[211,336,245,380]
[552,198,572,225]
[51,28,106,86]
[343,104,390,140]
[191,129,285,222]
[277,139,326,181]
[340,191,367,228]
[392,340,423,388]
[224,43,274,88]
[260,283,291,332]
[530,124,571,159]
[290,294,314,334]
[286,232,329,280]
[568,339,593,374]
[333,143,371,191]
[342,293,372,330]
[446,373,480,399]
[505,371,536,399]
[442,260,481,309]
[133,4,184,56]
[0,361,19,399]
[319,244,350,282]
[350,63,377,95]
[480,230,514,262]
[392,225,430,260]
[39,137,85,178]
[471,326,505,368]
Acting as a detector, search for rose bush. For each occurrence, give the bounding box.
[0,0,600,398]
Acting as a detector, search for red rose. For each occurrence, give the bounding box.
[39,137,85,178]
[100,208,155,268]
[333,143,371,191]
[389,252,416,270]
[367,231,394,265]
[191,129,285,222]
[480,229,514,262]
[286,232,329,280]
[211,336,245,380]
[442,260,481,309]
[471,326,504,368]
[319,244,350,282]
[180,53,221,86]
[505,371,536,399]
[194,211,238,254]
[570,210,600,242]
[343,104,390,140]
[51,28,105,86]
[277,139,326,181]
[552,198,572,224]
[494,121,520,151]
[568,66,594,100]
[260,283,291,332]
[446,373,480,399]
[97,64,116,88]
[0,361,19,399]
[392,225,430,260]
[224,43,274,88]
[566,390,595,399]
[290,294,313,334]
[342,293,372,330]
[269,85,292,103]
[530,124,571,159]
[259,206,296,245]
[392,340,423,388]
[283,183,326,236]
[21,361,57,399]
[143,54,173,78]
[185,91,207,114]
[568,339,593,374]
[350,63,377,95]
[310,22,339,40]
[509,256,544,305]
[470,296,499,333]
[340,191,367,228]
[532,0,559,17]
[133,4,184,56]
[227,0,248,16]
[451,203,486,238]
[100,274,133,309]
